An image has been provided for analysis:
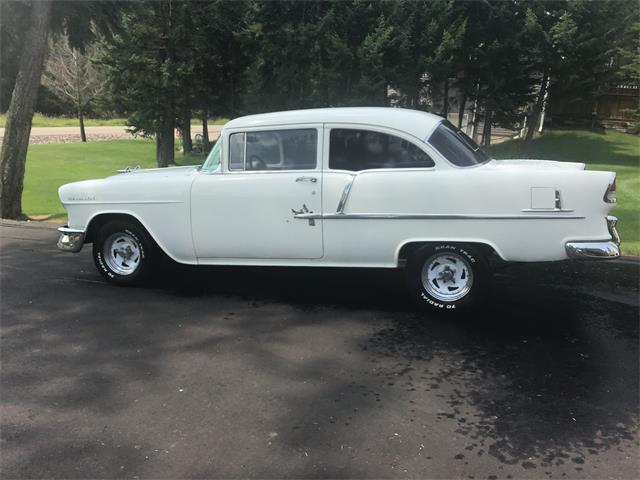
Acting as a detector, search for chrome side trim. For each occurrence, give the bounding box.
[62,200,183,205]
[521,208,574,213]
[57,226,85,253]
[336,175,356,214]
[566,241,620,259]
[295,212,585,220]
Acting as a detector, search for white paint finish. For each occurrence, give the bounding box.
[225,107,443,144]
[485,159,586,171]
[59,168,198,264]
[58,107,619,267]
[190,171,323,259]
[531,187,556,209]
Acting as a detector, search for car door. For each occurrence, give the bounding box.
[191,125,323,260]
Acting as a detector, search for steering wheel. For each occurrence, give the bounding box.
[248,154,266,170]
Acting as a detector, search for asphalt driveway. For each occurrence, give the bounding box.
[1,222,638,479]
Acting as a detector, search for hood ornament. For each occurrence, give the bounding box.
[117,165,142,174]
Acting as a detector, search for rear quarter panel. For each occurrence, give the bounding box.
[321,167,615,264]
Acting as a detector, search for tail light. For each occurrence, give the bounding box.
[604,175,616,203]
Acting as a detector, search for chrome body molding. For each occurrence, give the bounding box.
[295,212,585,220]
[62,200,184,205]
[57,226,85,253]
[336,175,356,213]
[565,241,620,259]
[521,208,574,213]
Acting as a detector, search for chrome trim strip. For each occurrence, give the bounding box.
[295,212,585,220]
[565,241,620,259]
[336,175,356,214]
[62,200,183,205]
[521,208,574,213]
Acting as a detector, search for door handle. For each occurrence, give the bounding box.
[296,176,317,183]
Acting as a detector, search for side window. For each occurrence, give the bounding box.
[229,133,245,170]
[329,129,435,171]
[228,129,317,171]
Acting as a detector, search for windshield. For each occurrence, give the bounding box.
[201,139,221,171]
[428,120,491,167]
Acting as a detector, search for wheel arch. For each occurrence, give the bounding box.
[84,211,190,264]
[396,239,506,266]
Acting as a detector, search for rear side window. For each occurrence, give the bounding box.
[228,129,317,171]
[428,121,491,167]
[329,129,434,171]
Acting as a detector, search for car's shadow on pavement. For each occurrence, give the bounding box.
[154,259,639,470]
[2,225,638,478]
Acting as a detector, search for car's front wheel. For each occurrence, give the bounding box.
[406,244,489,313]
[93,220,157,285]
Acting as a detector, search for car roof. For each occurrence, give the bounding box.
[224,107,444,140]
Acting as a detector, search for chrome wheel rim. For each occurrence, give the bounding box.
[103,232,141,276]
[421,252,473,302]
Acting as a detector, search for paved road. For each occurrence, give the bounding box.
[1,222,638,479]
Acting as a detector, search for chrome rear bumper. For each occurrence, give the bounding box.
[565,241,620,259]
[565,216,621,259]
[57,226,85,253]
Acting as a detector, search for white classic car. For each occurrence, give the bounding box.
[57,107,620,311]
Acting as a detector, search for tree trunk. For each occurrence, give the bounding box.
[202,114,210,151]
[538,75,551,134]
[457,92,467,129]
[181,106,192,155]
[524,69,550,145]
[482,109,493,147]
[442,77,449,118]
[468,81,480,138]
[0,1,52,219]
[78,107,87,142]
[156,109,175,167]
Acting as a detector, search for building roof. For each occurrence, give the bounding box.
[224,107,444,140]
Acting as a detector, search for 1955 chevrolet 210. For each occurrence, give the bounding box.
[57,107,620,311]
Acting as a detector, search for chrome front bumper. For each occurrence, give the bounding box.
[565,216,621,259]
[57,226,85,253]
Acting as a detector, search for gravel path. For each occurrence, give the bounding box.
[0,125,223,145]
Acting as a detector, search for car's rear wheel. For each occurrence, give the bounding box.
[406,244,489,312]
[92,220,157,285]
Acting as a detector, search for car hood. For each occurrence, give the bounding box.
[485,159,586,171]
[105,165,200,180]
[59,166,200,204]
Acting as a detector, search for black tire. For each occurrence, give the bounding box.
[92,220,157,286]
[406,243,490,313]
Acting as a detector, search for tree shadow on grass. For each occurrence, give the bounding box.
[489,129,640,168]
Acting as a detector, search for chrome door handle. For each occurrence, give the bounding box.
[296,176,317,183]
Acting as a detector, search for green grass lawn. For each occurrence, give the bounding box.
[489,129,640,255]
[22,129,639,254]
[0,113,229,128]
